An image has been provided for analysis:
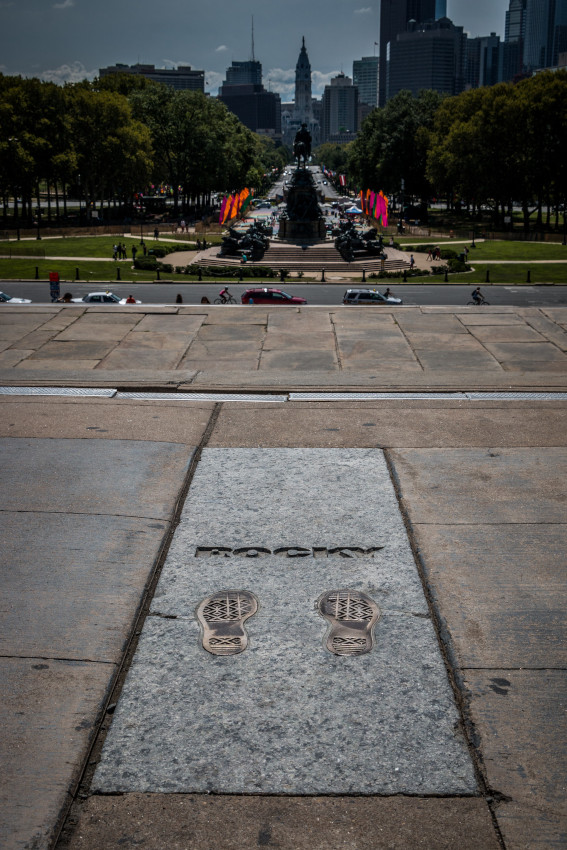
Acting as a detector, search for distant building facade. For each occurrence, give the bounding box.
[378,0,437,105]
[523,0,567,70]
[352,56,379,107]
[467,33,503,88]
[320,73,358,144]
[99,63,205,91]
[219,59,281,139]
[501,0,528,80]
[386,17,467,100]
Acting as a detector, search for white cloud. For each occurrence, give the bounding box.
[261,67,293,98]
[354,7,373,13]
[205,70,224,94]
[311,70,341,97]
[40,61,97,84]
[53,0,75,8]
[215,45,229,53]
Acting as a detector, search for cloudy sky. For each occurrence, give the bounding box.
[1,0,509,97]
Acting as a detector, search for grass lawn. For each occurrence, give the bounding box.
[0,258,164,283]
[430,263,567,284]
[403,239,567,261]
[0,235,201,259]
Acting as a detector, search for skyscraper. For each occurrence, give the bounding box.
[387,17,467,100]
[321,74,358,143]
[502,0,527,80]
[353,56,380,107]
[378,0,437,105]
[523,0,567,70]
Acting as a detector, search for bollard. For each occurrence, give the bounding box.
[527,270,531,283]
[403,269,407,282]
[35,266,39,280]
[362,269,366,282]
[75,267,80,281]
[198,268,202,281]
[444,269,449,282]
[156,268,161,281]
[321,269,325,282]
[116,267,121,281]
[239,269,243,281]
[486,269,490,284]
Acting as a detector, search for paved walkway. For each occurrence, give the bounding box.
[0,305,565,850]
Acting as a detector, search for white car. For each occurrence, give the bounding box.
[72,292,142,305]
[0,291,32,304]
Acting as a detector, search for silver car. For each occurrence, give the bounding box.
[343,289,402,305]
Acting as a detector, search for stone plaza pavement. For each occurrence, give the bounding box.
[0,304,566,850]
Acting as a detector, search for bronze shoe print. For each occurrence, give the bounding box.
[197,590,258,656]
[318,590,380,656]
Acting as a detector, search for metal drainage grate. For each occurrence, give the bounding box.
[0,386,117,397]
[466,392,567,400]
[116,392,287,402]
[289,392,467,401]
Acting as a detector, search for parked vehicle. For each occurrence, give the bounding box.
[241,288,307,305]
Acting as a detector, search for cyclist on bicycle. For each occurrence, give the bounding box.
[219,286,232,304]
[471,287,485,305]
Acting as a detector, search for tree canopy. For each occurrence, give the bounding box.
[0,73,277,224]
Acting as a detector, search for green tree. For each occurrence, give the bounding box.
[348,89,444,205]
[67,86,153,218]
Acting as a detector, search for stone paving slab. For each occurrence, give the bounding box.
[464,670,567,849]
[0,431,201,850]
[0,437,194,518]
[387,445,567,849]
[66,795,500,850]
[388,447,567,524]
[0,512,168,662]
[208,402,567,449]
[93,449,475,796]
[0,396,215,442]
[0,307,567,388]
[405,524,567,668]
[0,659,114,850]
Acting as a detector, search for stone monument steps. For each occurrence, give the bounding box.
[206,241,410,273]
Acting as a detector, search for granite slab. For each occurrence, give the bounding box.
[94,449,476,796]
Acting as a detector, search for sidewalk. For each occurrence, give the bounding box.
[0,305,565,850]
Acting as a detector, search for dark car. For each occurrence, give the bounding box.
[342,289,403,305]
[241,288,307,305]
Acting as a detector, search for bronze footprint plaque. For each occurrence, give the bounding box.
[197,590,258,656]
[318,590,380,656]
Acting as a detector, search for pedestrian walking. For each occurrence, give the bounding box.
[112,244,118,260]
[154,227,159,240]
[131,245,137,262]
[426,247,433,261]
[410,254,415,270]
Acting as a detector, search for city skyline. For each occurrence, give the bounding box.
[1,0,510,97]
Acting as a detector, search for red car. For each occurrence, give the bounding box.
[241,288,307,305]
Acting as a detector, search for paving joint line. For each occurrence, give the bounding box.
[0,654,116,665]
[383,450,495,798]
[54,403,223,849]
